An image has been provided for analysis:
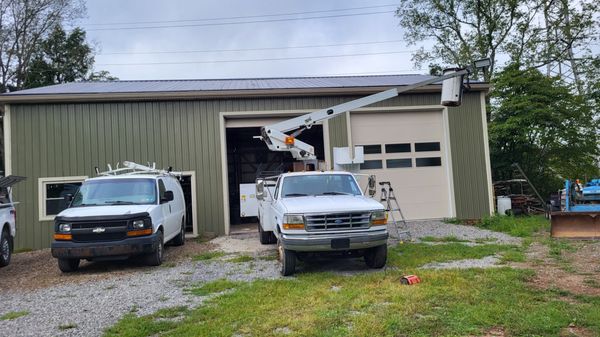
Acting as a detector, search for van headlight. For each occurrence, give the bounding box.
[58,223,72,232]
[371,210,387,226]
[282,214,305,230]
[132,220,146,229]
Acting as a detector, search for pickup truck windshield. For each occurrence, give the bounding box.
[281,174,361,198]
[71,178,157,206]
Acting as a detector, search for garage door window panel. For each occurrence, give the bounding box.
[415,142,441,152]
[360,160,383,170]
[361,145,382,154]
[386,158,412,168]
[416,157,442,167]
[385,143,411,153]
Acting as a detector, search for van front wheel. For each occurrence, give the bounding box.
[145,231,164,266]
[58,258,80,272]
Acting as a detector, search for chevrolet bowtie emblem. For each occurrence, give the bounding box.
[92,227,106,233]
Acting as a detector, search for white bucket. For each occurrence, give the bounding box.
[497,196,512,216]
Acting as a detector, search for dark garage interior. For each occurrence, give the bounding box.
[226,125,325,226]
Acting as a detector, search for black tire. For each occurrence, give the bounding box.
[58,258,80,273]
[145,231,164,266]
[278,240,296,276]
[364,244,387,269]
[258,222,276,244]
[172,220,185,246]
[0,230,11,267]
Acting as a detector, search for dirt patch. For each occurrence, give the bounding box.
[560,325,595,337]
[469,327,505,337]
[0,239,215,292]
[211,232,276,254]
[513,241,600,297]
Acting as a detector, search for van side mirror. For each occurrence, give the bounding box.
[367,175,376,197]
[161,190,174,203]
[64,194,73,203]
[256,180,265,201]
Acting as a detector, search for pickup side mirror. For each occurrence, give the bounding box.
[64,193,74,203]
[161,190,174,203]
[367,175,377,197]
[256,180,265,201]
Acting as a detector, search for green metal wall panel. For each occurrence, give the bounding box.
[7,91,489,249]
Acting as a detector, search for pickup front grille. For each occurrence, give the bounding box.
[305,212,371,231]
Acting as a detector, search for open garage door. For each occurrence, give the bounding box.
[351,110,453,220]
[225,121,325,226]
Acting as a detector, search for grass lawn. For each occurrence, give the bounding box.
[105,216,600,337]
[474,215,549,237]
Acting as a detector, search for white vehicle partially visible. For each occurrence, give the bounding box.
[0,176,26,268]
[256,171,388,276]
[51,169,186,273]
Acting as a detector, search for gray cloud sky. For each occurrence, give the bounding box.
[79,0,428,80]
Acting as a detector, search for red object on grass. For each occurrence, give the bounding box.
[401,275,421,285]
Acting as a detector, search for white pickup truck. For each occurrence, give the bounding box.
[0,176,26,268]
[256,171,388,276]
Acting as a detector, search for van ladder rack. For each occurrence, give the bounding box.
[96,161,182,177]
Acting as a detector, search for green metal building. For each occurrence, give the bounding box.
[0,75,492,250]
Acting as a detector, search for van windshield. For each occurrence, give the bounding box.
[71,178,157,206]
[281,174,361,198]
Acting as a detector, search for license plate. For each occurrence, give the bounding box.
[331,238,350,249]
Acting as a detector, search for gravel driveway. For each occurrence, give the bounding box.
[0,244,280,337]
[0,220,520,337]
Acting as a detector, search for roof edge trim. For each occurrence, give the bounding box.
[0,83,490,104]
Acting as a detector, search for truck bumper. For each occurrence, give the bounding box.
[51,233,160,260]
[280,230,388,252]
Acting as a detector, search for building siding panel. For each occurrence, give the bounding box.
[8,91,489,249]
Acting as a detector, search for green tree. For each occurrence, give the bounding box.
[0,0,86,91]
[395,0,599,83]
[24,25,116,88]
[489,64,599,196]
[25,26,91,88]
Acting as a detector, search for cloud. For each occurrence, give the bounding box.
[83,0,424,80]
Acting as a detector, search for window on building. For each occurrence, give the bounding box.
[415,142,441,152]
[416,157,442,167]
[386,158,412,168]
[39,177,86,221]
[360,160,383,170]
[385,143,411,153]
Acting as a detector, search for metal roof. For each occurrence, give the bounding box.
[5,74,440,96]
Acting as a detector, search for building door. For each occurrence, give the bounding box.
[351,110,453,219]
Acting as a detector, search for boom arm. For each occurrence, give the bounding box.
[256,68,471,161]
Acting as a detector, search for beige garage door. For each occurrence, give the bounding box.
[351,110,453,220]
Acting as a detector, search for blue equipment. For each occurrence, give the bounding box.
[551,179,600,239]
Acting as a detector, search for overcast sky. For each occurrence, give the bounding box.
[79,0,429,80]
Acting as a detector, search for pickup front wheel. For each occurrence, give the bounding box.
[258,223,277,244]
[0,230,11,267]
[364,244,387,269]
[277,240,296,276]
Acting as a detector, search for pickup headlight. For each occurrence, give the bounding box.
[282,214,305,230]
[58,223,71,232]
[371,210,387,226]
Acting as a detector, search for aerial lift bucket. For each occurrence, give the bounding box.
[551,212,600,239]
